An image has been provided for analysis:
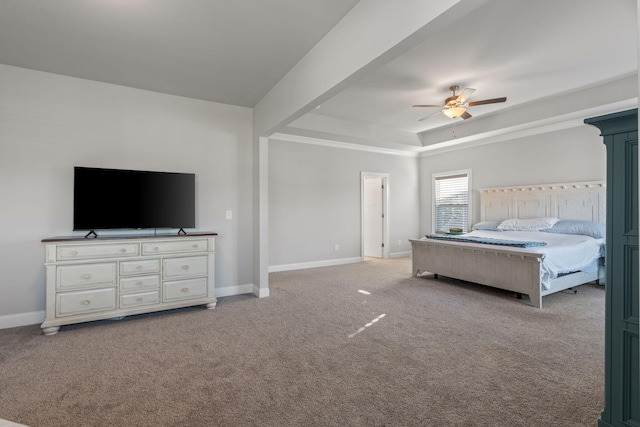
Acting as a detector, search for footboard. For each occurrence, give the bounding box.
[409,238,545,308]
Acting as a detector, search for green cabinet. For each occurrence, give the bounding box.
[585,109,638,427]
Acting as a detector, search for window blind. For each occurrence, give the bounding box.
[434,173,469,232]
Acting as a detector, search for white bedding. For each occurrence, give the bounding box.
[457,230,604,290]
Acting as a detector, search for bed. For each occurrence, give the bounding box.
[409,181,606,308]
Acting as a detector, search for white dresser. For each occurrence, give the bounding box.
[41,233,217,335]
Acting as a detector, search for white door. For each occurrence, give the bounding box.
[364,177,384,257]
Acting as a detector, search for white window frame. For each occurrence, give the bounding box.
[431,169,472,233]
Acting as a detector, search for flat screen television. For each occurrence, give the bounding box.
[73,167,195,236]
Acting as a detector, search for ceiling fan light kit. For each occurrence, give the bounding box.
[414,85,507,121]
[442,106,466,118]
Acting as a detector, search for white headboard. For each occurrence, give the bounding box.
[480,181,606,223]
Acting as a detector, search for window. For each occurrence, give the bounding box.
[433,170,471,233]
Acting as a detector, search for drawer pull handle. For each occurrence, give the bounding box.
[192,244,198,248]
[82,274,92,280]
[136,265,143,270]
[136,297,143,302]
[82,300,91,305]
[182,265,189,270]
[120,248,127,253]
[71,251,78,256]
[136,281,143,286]
[153,247,159,251]
[181,287,189,293]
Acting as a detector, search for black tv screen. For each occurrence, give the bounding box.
[73,167,196,231]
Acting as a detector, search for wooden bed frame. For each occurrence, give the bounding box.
[409,181,606,308]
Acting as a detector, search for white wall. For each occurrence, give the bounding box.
[0,63,610,327]
[418,125,607,235]
[0,64,254,326]
[268,138,419,268]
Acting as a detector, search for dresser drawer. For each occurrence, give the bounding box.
[57,243,139,260]
[56,288,116,317]
[119,259,160,276]
[163,256,207,279]
[120,291,160,308]
[120,275,160,292]
[163,278,208,302]
[57,263,117,290]
[142,239,208,255]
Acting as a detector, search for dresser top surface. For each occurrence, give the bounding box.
[42,231,217,243]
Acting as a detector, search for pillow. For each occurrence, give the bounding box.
[497,217,560,231]
[542,220,605,239]
[472,220,502,231]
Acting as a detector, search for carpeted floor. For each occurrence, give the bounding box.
[0,257,604,426]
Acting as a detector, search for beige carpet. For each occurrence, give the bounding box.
[0,257,604,426]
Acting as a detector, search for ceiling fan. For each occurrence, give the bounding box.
[413,85,506,121]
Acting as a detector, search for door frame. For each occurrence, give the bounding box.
[361,171,390,260]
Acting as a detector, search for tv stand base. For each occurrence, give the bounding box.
[42,326,60,336]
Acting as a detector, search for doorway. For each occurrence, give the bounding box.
[361,172,389,259]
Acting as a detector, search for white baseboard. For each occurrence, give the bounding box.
[215,283,254,298]
[269,257,362,273]
[389,251,411,259]
[215,283,269,298]
[253,284,270,298]
[0,310,45,330]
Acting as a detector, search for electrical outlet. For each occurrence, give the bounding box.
[335,244,339,251]
[225,210,232,220]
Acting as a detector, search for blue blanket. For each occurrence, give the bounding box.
[425,233,547,248]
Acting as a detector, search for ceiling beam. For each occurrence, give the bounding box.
[252,0,490,138]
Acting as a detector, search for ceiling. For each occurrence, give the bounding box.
[0,0,360,107]
[315,0,637,134]
[0,0,637,152]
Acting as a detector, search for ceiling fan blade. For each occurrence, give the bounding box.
[460,111,472,120]
[412,104,444,108]
[418,110,443,121]
[456,88,475,104]
[467,97,507,106]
